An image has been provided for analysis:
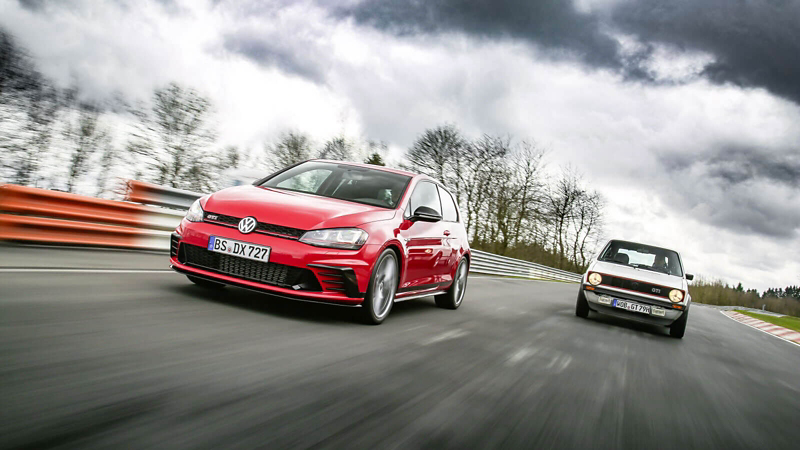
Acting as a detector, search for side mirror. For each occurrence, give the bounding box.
[410,206,442,223]
[686,274,694,281]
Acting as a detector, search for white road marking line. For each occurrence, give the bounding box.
[422,329,468,346]
[545,354,573,373]
[506,347,537,366]
[720,311,800,348]
[0,268,174,274]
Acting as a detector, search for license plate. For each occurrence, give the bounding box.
[208,236,270,262]
[612,299,651,315]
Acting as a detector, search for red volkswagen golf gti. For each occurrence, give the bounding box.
[169,160,470,324]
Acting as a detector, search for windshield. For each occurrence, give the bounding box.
[599,240,684,277]
[259,161,411,208]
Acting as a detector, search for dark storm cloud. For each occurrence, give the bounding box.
[18,0,45,11]
[340,0,800,104]
[18,0,183,15]
[612,0,800,105]
[664,147,800,188]
[660,146,800,238]
[336,0,627,73]
[222,32,327,83]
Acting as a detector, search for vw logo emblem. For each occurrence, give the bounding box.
[238,216,257,234]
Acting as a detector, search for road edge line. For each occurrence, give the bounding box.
[719,310,800,348]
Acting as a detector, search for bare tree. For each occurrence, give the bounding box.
[62,100,110,193]
[0,30,59,186]
[126,82,220,191]
[222,145,241,168]
[319,136,354,161]
[544,167,604,270]
[404,124,466,185]
[489,141,546,254]
[461,134,509,243]
[268,131,311,169]
[94,144,118,198]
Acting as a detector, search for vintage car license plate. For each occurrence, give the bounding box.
[612,299,651,315]
[208,236,270,262]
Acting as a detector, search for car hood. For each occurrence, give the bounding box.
[589,261,685,290]
[202,185,397,230]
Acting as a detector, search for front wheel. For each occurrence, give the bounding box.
[435,258,469,310]
[575,288,590,318]
[669,309,689,339]
[358,249,399,325]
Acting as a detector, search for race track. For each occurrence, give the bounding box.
[1,246,799,449]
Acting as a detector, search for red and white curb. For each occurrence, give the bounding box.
[721,311,800,347]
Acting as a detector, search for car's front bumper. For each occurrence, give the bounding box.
[583,285,686,326]
[169,220,384,306]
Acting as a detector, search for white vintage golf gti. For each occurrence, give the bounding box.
[576,239,694,338]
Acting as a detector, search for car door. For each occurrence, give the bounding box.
[437,185,460,284]
[398,181,448,292]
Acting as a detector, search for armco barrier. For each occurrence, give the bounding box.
[125,180,203,210]
[0,184,181,250]
[1,182,582,282]
[470,249,582,282]
[0,214,169,249]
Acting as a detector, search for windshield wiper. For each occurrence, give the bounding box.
[631,264,672,275]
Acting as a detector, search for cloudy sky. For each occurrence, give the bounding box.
[3,0,799,291]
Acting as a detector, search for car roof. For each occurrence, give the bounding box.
[606,239,680,255]
[312,159,419,178]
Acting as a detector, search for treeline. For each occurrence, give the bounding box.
[1,28,603,272]
[0,29,386,195]
[691,279,800,317]
[401,126,603,272]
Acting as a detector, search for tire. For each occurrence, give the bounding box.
[358,249,399,325]
[435,258,469,310]
[670,309,689,339]
[575,288,590,318]
[187,275,226,289]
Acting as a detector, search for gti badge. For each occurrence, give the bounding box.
[238,216,257,234]
[652,288,661,294]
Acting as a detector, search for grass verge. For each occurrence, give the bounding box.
[735,310,800,333]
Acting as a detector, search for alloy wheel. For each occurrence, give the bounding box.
[372,255,397,319]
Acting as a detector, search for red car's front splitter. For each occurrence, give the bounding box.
[170,258,364,307]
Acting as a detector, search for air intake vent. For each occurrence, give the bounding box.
[182,244,321,291]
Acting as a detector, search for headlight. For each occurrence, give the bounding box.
[588,272,602,286]
[669,289,684,303]
[299,228,368,250]
[184,199,204,222]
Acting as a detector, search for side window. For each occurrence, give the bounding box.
[408,182,442,216]
[438,186,458,222]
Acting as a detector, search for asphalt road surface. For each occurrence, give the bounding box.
[1,246,799,449]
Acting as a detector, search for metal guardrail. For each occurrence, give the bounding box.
[470,249,582,283]
[126,182,582,283]
[125,180,204,210]
[0,184,181,250]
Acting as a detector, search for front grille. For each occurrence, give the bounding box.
[181,244,321,291]
[203,212,305,239]
[204,212,239,226]
[255,222,304,238]
[602,275,672,299]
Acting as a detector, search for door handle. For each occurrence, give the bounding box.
[443,230,451,236]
